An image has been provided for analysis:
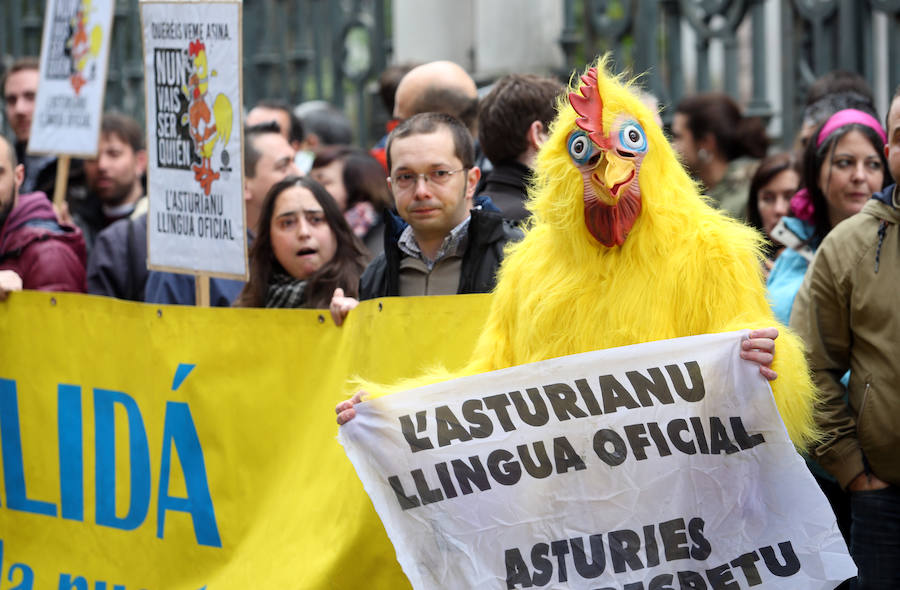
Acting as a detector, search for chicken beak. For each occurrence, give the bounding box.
[591,154,636,206]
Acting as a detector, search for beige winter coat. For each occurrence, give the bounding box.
[791,187,900,489]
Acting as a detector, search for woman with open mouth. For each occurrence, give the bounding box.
[235,176,369,308]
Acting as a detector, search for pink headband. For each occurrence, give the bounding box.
[791,109,887,222]
[817,108,886,147]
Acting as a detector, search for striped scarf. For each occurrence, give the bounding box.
[264,273,307,308]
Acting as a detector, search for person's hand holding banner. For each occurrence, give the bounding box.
[0,270,23,301]
[339,331,855,590]
[336,390,365,425]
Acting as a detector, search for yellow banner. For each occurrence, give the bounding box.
[0,291,490,589]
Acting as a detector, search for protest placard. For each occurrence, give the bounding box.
[141,0,246,280]
[28,0,114,159]
[340,331,856,590]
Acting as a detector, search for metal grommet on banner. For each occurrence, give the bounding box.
[378,302,383,312]
[50,297,57,306]
[157,309,163,318]
[318,314,325,324]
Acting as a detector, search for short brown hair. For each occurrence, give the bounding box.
[386,112,474,172]
[244,121,282,178]
[478,74,564,164]
[100,112,144,152]
[1,57,39,97]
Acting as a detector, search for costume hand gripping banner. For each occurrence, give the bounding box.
[141,0,246,278]
[340,331,856,590]
[28,0,115,157]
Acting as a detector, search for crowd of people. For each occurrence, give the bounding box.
[2,53,898,589]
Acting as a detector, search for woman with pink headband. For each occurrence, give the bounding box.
[765,107,888,554]
[766,108,888,326]
[790,88,900,590]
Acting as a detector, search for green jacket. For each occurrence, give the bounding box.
[791,185,900,489]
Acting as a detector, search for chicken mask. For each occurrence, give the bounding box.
[568,67,646,247]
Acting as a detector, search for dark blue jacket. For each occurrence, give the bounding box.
[87,213,148,301]
[144,270,244,307]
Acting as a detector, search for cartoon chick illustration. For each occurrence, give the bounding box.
[67,0,102,95]
[182,39,233,195]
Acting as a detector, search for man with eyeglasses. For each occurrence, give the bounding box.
[330,112,522,325]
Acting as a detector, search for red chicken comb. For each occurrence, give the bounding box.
[189,39,205,57]
[568,67,611,150]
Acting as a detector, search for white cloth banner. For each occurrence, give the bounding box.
[141,0,246,277]
[339,331,855,590]
[29,0,115,156]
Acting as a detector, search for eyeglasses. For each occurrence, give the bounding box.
[390,168,467,191]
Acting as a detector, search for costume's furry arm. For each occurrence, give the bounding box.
[674,215,819,449]
[766,329,819,450]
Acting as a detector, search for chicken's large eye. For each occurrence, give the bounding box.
[568,131,595,165]
[619,122,647,153]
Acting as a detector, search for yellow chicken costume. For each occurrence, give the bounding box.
[362,58,817,449]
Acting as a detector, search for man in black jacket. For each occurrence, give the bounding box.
[330,113,521,324]
[475,74,564,223]
[84,113,149,300]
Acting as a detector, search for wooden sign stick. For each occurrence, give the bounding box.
[52,155,71,208]
[195,273,211,307]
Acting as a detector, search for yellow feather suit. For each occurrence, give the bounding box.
[363,59,817,449]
